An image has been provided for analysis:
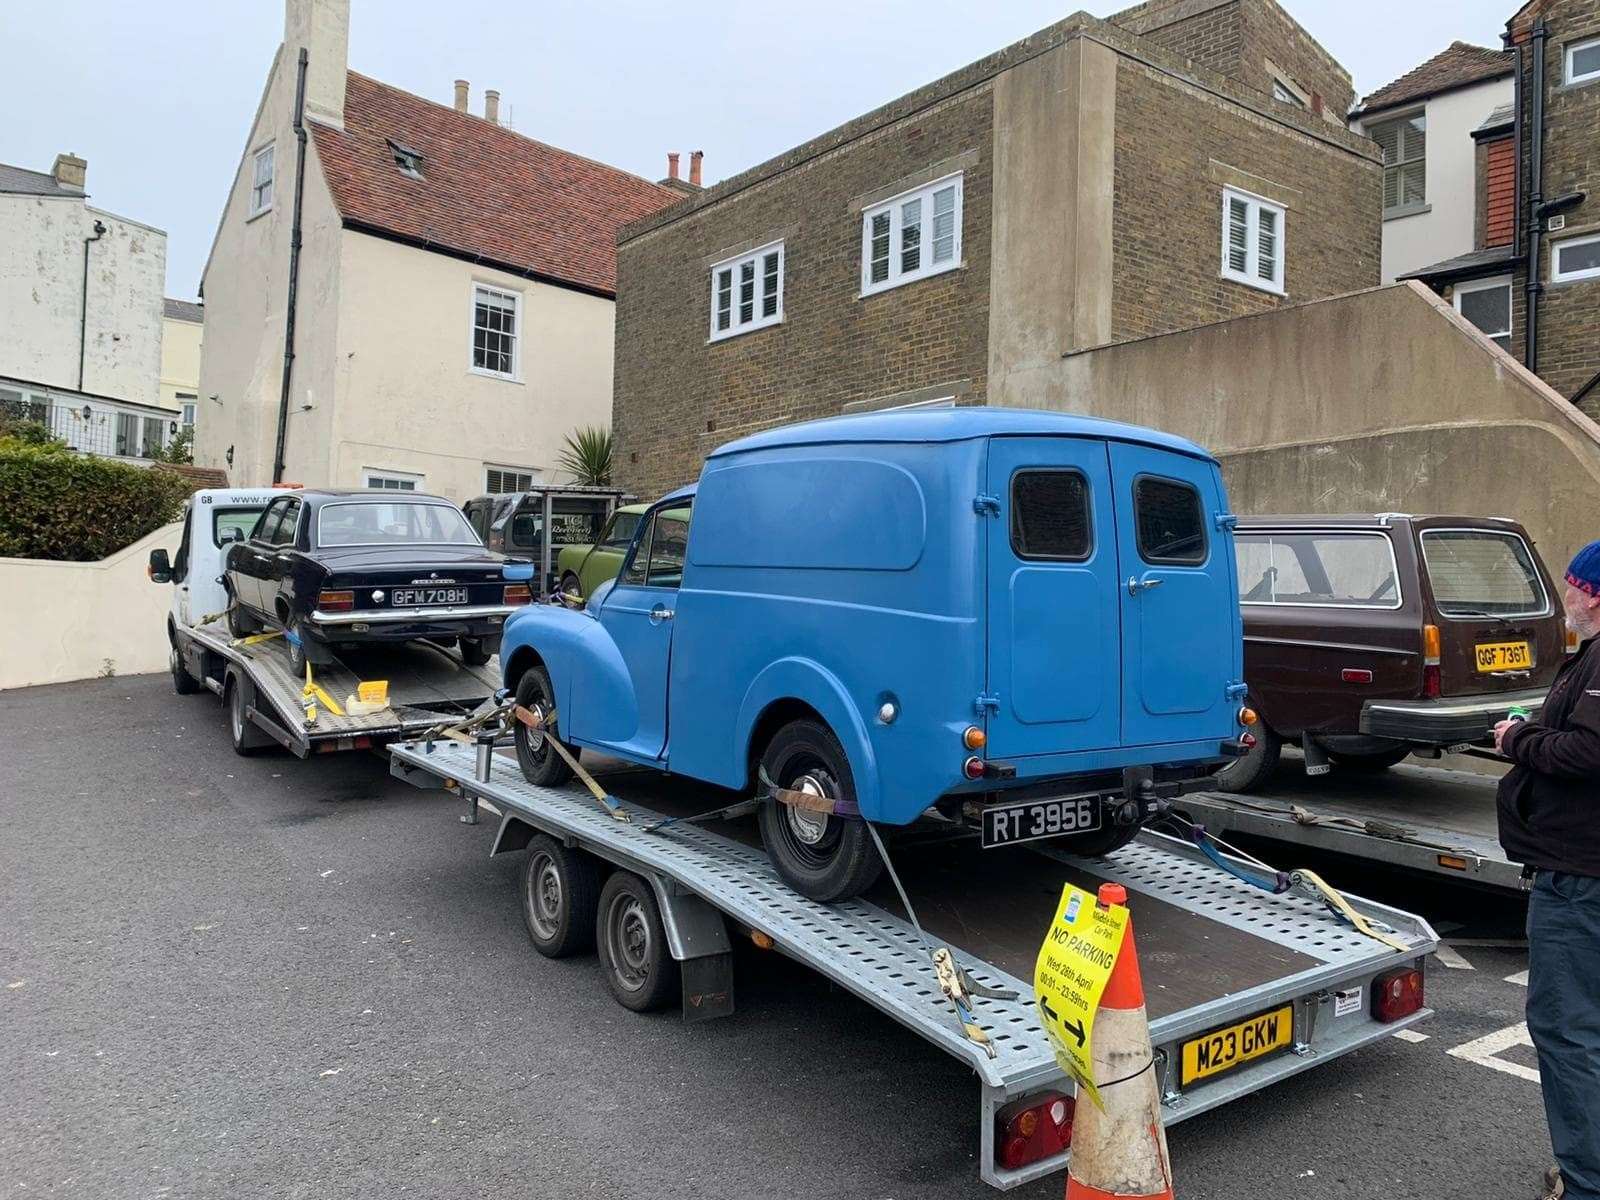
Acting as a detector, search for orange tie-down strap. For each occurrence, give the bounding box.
[512,705,630,822]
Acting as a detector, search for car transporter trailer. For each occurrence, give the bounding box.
[389,736,1438,1191]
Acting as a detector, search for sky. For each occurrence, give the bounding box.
[5,1,1516,301]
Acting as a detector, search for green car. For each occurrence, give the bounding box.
[555,503,649,600]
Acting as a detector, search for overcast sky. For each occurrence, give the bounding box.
[6,1,1514,300]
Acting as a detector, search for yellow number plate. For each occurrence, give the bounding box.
[1475,641,1532,672]
[1180,1004,1295,1085]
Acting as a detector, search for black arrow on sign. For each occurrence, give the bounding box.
[1040,996,1061,1024]
[1062,1017,1086,1048]
[1039,997,1087,1048]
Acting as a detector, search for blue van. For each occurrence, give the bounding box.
[500,408,1250,901]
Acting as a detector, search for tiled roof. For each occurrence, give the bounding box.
[0,162,79,197]
[153,463,230,491]
[310,72,683,297]
[1360,42,1512,114]
[1399,246,1520,284]
[163,298,203,322]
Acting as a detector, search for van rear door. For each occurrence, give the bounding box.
[983,437,1121,759]
[1106,443,1238,747]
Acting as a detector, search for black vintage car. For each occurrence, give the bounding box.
[222,489,531,672]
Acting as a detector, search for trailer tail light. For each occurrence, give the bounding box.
[995,1092,1073,1172]
[1372,966,1425,1023]
[318,590,355,613]
[1422,624,1442,699]
[503,584,532,606]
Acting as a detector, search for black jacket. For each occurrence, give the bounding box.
[1497,637,1600,877]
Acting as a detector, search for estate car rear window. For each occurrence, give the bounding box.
[1134,477,1206,564]
[1236,532,1401,608]
[317,501,479,547]
[1420,529,1548,618]
[1011,470,1092,560]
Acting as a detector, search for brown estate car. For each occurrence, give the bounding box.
[1217,514,1573,792]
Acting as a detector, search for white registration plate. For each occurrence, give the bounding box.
[981,794,1102,848]
[391,587,469,606]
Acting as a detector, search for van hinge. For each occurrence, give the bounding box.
[973,493,1001,517]
[1226,682,1248,701]
[1215,512,1238,531]
[974,691,1001,716]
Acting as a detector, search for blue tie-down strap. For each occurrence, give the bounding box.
[1189,826,1293,894]
[501,561,536,582]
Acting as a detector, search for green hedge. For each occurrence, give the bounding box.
[0,438,193,561]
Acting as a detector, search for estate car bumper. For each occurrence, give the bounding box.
[310,603,521,626]
[1359,687,1548,744]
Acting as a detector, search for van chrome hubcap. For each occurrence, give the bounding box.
[786,772,831,846]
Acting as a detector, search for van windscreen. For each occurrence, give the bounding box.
[1419,529,1547,617]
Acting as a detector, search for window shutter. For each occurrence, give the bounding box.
[1228,198,1250,274]
[1256,207,1278,281]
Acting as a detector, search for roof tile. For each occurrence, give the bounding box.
[1360,42,1512,114]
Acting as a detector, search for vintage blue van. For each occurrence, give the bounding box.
[500,409,1250,901]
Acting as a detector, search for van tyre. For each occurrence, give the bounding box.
[460,637,492,667]
[596,871,679,1012]
[170,641,199,695]
[513,664,576,787]
[757,719,884,903]
[227,678,272,756]
[1329,746,1413,772]
[520,835,600,958]
[1214,722,1281,794]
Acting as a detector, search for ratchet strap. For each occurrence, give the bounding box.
[756,765,863,818]
[1206,795,1469,855]
[301,660,345,722]
[512,704,631,823]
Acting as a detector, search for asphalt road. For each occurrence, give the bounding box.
[1,674,1554,1199]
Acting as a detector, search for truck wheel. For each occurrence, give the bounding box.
[513,665,577,787]
[170,641,200,695]
[459,637,493,667]
[521,834,600,958]
[757,719,884,903]
[596,871,679,1012]
[226,677,271,756]
[1329,746,1413,772]
[1213,723,1281,794]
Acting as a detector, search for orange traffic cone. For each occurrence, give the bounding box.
[1065,883,1174,1200]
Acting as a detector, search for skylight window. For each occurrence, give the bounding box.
[387,139,424,180]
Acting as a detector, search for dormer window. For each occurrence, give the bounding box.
[388,139,424,180]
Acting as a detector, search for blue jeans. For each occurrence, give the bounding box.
[1528,871,1600,1199]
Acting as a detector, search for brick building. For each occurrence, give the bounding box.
[1404,0,1600,417]
[613,0,1381,497]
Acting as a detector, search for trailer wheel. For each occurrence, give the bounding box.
[596,871,679,1012]
[513,665,576,787]
[1328,746,1413,772]
[520,834,600,958]
[459,638,493,667]
[1213,721,1281,794]
[170,641,200,695]
[757,719,884,902]
[226,677,272,756]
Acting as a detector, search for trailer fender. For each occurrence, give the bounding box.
[489,813,539,857]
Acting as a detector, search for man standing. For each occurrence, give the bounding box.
[1496,541,1600,1200]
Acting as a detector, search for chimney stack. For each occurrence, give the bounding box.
[667,152,680,180]
[51,152,87,192]
[485,89,500,123]
[453,79,469,112]
[689,150,704,187]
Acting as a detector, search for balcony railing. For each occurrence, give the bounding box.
[1,393,183,462]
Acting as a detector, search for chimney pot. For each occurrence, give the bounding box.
[485,89,500,123]
[51,152,87,192]
[453,79,469,112]
[667,152,680,180]
[689,150,704,187]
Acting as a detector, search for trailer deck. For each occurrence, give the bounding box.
[390,738,1438,1191]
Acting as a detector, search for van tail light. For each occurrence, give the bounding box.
[1422,624,1442,699]
[1237,706,1258,726]
[1239,732,1257,749]
[963,756,986,780]
[503,584,532,606]
[995,1092,1073,1172]
[1568,629,1582,655]
[1372,966,1425,1023]
[318,589,355,613]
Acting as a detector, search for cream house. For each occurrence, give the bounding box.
[196,0,682,498]
[159,298,203,431]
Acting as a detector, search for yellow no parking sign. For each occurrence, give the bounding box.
[1033,883,1129,1109]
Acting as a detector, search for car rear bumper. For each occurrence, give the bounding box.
[311,603,521,626]
[1359,687,1548,744]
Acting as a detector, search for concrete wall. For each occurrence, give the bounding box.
[159,314,203,413]
[0,194,167,406]
[1008,280,1600,573]
[0,523,179,690]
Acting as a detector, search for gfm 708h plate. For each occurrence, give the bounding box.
[981,793,1102,849]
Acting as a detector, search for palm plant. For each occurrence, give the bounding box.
[557,426,614,486]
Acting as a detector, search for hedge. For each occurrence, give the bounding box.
[0,439,193,561]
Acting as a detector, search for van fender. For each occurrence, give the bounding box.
[499,605,640,745]
[735,658,882,821]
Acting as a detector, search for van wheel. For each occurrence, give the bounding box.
[459,637,493,667]
[596,871,679,1012]
[1213,723,1281,793]
[521,834,600,958]
[227,678,271,756]
[170,642,199,695]
[1329,746,1413,772]
[513,664,576,787]
[757,719,884,903]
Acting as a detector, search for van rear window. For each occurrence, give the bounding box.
[1134,477,1206,564]
[1010,470,1091,560]
[1420,529,1547,617]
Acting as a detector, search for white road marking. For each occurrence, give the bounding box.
[1505,970,1529,987]
[1393,1029,1431,1043]
[1442,937,1528,949]
[1447,1022,1541,1084]
[1433,944,1475,970]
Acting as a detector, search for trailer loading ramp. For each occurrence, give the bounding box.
[390,739,1437,1190]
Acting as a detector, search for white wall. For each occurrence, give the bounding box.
[0,194,167,405]
[0,523,179,690]
[1355,76,1513,284]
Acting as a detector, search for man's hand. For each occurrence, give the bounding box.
[1492,719,1518,753]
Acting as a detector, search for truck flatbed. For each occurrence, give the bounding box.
[389,738,1438,1191]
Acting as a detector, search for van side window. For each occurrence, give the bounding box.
[1010,470,1091,561]
[1134,477,1206,564]
[647,510,691,588]
[620,514,654,586]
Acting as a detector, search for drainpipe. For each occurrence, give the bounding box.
[1523,18,1548,371]
[78,219,106,391]
[1508,36,1523,245]
[272,47,310,485]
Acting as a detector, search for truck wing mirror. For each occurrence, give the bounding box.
[227,526,247,543]
[147,548,172,584]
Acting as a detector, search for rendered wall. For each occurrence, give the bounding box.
[0,523,179,690]
[1010,281,1600,573]
[159,314,203,412]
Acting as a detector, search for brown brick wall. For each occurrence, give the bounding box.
[613,90,995,498]
[1237,0,1355,118]
[1109,57,1381,341]
[1126,0,1245,79]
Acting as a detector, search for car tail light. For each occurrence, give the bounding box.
[1372,966,1425,1023]
[963,756,985,780]
[318,589,354,612]
[995,1092,1073,1172]
[1422,624,1442,699]
[503,584,532,606]
[1341,668,1374,684]
[963,725,987,750]
[1568,629,1581,655]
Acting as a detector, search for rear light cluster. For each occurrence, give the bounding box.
[1372,966,1425,1023]
[503,584,532,606]
[1422,624,1442,700]
[995,1092,1073,1171]
[318,589,355,613]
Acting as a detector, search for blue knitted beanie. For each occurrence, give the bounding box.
[1568,540,1600,597]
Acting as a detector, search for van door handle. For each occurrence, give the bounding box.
[1127,576,1164,596]
[649,603,675,625]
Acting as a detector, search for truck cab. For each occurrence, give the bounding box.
[149,488,280,631]
[500,409,1250,901]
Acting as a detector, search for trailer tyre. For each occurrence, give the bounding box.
[520,835,600,958]
[596,871,679,1012]
[757,719,884,903]
[513,665,576,787]
[170,641,200,695]
[1213,721,1281,794]
[226,677,272,756]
